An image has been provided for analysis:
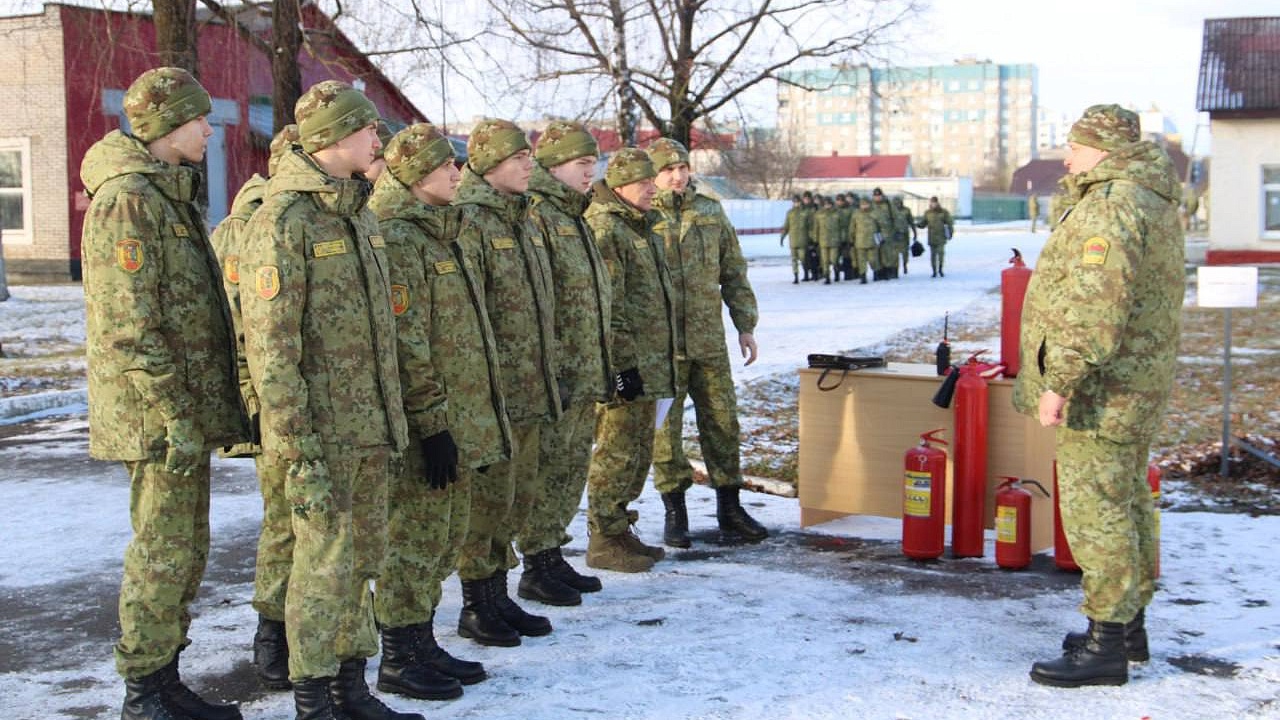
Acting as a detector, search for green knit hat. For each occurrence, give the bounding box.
[384,123,455,186]
[534,121,598,168]
[267,124,299,176]
[295,80,380,153]
[646,137,690,171]
[467,118,530,175]
[1067,104,1141,151]
[373,120,394,160]
[123,67,212,143]
[605,148,656,188]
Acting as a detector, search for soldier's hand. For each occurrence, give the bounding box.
[421,430,460,490]
[739,333,758,367]
[163,417,206,477]
[615,368,645,402]
[1038,390,1067,428]
[286,458,332,520]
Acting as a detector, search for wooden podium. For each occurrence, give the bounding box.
[797,363,1057,552]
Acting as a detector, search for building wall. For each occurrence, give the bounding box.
[0,7,70,281]
[1208,117,1280,258]
[777,62,1037,188]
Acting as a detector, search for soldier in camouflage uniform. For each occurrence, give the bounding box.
[209,124,299,691]
[451,118,561,646]
[647,138,768,548]
[813,195,843,284]
[584,148,678,572]
[891,196,916,275]
[81,67,248,720]
[239,80,421,720]
[869,188,898,280]
[1014,105,1184,688]
[835,194,853,280]
[848,198,884,284]
[779,191,814,283]
[515,121,614,605]
[916,196,954,277]
[370,123,513,698]
[1048,175,1079,231]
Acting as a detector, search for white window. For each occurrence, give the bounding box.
[1265,165,1280,239]
[0,137,32,245]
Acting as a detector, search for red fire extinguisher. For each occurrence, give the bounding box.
[903,429,948,560]
[952,352,1003,558]
[1053,461,1163,579]
[1148,464,1162,579]
[1000,248,1033,378]
[995,476,1050,569]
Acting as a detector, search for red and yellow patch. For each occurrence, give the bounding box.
[390,284,409,316]
[224,255,240,284]
[1082,236,1110,265]
[115,239,144,272]
[256,265,281,300]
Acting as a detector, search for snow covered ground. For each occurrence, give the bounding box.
[2,224,1278,719]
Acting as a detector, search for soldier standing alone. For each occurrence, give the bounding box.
[779,191,814,283]
[916,196,954,278]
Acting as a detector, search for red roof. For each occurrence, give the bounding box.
[795,154,911,179]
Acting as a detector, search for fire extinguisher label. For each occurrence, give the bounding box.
[996,506,1018,543]
[904,471,932,517]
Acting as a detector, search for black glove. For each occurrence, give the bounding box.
[420,430,459,490]
[615,368,645,402]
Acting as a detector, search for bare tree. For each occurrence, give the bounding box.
[154,0,198,72]
[720,126,804,199]
[485,0,920,147]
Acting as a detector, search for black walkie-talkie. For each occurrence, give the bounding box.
[935,312,951,376]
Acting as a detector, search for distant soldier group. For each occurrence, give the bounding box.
[780,187,954,284]
[80,68,769,720]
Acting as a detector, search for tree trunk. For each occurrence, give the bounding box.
[153,0,198,73]
[272,0,303,130]
[608,0,636,146]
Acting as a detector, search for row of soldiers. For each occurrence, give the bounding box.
[780,188,955,283]
[80,68,768,720]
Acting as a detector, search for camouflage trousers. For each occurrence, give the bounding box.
[115,458,211,679]
[896,232,912,272]
[878,240,897,272]
[588,399,657,536]
[519,401,595,556]
[1057,428,1157,624]
[789,244,806,275]
[653,351,743,495]
[457,418,545,580]
[286,446,390,681]
[375,442,473,629]
[820,244,840,279]
[929,243,946,275]
[853,245,879,277]
[252,455,292,621]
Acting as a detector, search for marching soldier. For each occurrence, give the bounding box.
[779,191,814,283]
[916,196,955,277]
[848,198,884,284]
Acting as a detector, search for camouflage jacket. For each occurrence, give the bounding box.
[917,207,954,245]
[527,164,613,404]
[370,175,512,469]
[652,186,757,361]
[870,199,897,239]
[79,130,247,461]
[454,168,561,423]
[849,208,884,248]
[892,203,915,239]
[780,206,813,249]
[813,207,841,248]
[239,148,408,464]
[1048,175,1080,230]
[585,180,677,398]
[836,206,853,246]
[210,174,266,423]
[1013,141,1185,443]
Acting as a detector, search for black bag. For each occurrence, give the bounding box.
[910,239,925,257]
[807,354,886,391]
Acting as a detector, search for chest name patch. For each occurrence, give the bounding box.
[313,240,347,258]
[434,260,458,275]
[369,234,386,248]
[491,236,516,250]
[556,224,577,237]
[172,223,190,238]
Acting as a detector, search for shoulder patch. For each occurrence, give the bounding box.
[433,260,458,275]
[116,239,144,273]
[491,236,516,250]
[224,255,240,284]
[1082,236,1110,265]
[313,239,347,258]
[172,223,190,238]
[256,266,280,300]
[369,234,386,248]
[390,284,409,315]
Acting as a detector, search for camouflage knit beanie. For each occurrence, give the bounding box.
[384,123,455,186]
[373,120,394,160]
[267,124,300,176]
[295,80,380,153]
[534,121,598,168]
[123,67,212,143]
[605,148,656,189]
[1068,104,1140,151]
[467,119,530,175]
[646,137,690,171]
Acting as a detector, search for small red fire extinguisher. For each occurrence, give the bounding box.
[1053,462,1162,579]
[1148,464,1162,579]
[994,476,1049,569]
[1000,248,1033,378]
[903,429,948,560]
[952,352,1003,558]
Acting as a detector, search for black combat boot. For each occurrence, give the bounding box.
[159,651,243,720]
[518,549,582,607]
[1030,619,1128,687]
[860,272,868,285]
[121,668,186,720]
[793,272,799,284]
[546,546,603,593]
[376,624,463,700]
[457,578,520,647]
[802,268,810,281]
[253,615,291,690]
[823,274,831,285]
[330,658,425,720]
[416,615,487,684]
[491,572,553,637]
[1063,608,1149,662]
[715,486,768,542]
[661,491,691,549]
[292,677,340,720]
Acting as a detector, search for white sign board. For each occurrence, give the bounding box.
[1197,266,1258,308]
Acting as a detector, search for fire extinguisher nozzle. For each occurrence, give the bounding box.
[931,367,960,408]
